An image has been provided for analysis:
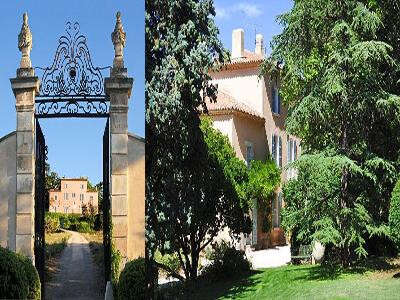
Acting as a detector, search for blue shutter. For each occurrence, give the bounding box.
[278,136,282,167]
[271,88,276,113]
[277,90,281,114]
[278,192,282,227]
[271,134,276,162]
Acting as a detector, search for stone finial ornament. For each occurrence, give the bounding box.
[111,11,126,68]
[18,12,33,68]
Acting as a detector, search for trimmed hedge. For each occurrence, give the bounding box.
[118,257,146,300]
[390,179,400,249]
[0,246,41,299]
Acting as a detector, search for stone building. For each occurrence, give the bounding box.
[49,178,98,214]
[205,29,300,249]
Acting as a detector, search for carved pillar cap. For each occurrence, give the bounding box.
[111,11,127,69]
[105,77,134,99]
[18,13,33,69]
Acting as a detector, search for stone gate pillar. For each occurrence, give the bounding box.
[105,12,134,259]
[10,13,40,261]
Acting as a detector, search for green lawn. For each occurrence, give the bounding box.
[164,258,400,299]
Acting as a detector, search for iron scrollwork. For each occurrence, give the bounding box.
[35,22,110,118]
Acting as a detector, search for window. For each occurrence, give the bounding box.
[278,136,282,167]
[245,142,254,167]
[65,184,68,189]
[90,196,94,201]
[65,193,69,200]
[80,194,84,201]
[287,137,298,164]
[271,134,282,167]
[81,184,84,190]
[272,192,283,228]
[55,195,57,201]
[72,193,75,198]
[271,85,281,114]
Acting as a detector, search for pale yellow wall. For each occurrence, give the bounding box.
[211,68,264,115]
[0,132,16,250]
[232,114,268,162]
[127,133,145,259]
[211,115,234,144]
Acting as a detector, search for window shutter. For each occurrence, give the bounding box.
[294,141,298,161]
[271,88,276,113]
[278,193,282,227]
[277,91,281,114]
[271,134,276,162]
[278,136,282,167]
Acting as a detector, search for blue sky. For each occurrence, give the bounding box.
[0,1,144,184]
[214,0,293,55]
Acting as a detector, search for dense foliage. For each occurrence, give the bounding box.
[201,241,251,280]
[267,0,400,265]
[45,213,60,233]
[0,247,40,299]
[146,0,248,284]
[389,179,400,249]
[248,159,281,232]
[117,258,146,300]
[46,212,99,233]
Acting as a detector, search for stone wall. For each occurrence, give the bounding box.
[0,132,17,250]
[127,133,145,259]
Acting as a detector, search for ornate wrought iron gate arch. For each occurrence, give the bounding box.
[33,20,112,295]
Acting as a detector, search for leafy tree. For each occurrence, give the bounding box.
[95,182,103,212]
[266,0,400,265]
[389,179,400,249]
[145,0,228,285]
[45,163,60,210]
[247,159,281,232]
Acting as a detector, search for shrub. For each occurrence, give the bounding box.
[0,246,40,299]
[60,216,71,230]
[21,255,41,300]
[154,250,180,277]
[45,214,60,233]
[118,257,146,300]
[94,213,103,231]
[201,241,251,280]
[389,180,400,249]
[77,221,92,233]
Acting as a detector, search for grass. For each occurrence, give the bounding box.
[160,257,400,299]
[45,231,71,280]
[82,231,105,288]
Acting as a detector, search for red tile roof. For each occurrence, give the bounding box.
[204,90,264,120]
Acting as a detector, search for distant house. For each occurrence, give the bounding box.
[204,29,300,249]
[49,178,98,214]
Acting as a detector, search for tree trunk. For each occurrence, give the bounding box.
[189,251,199,281]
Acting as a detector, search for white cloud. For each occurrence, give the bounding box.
[215,2,263,19]
[215,6,229,19]
[234,3,263,18]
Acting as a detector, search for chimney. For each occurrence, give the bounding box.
[255,34,264,56]
[232,28,244,59]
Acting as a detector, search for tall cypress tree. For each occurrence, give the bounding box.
[265,0,400,265]
[145,0,249,284]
